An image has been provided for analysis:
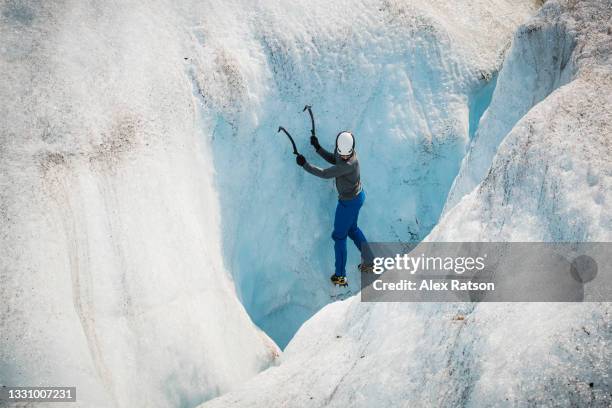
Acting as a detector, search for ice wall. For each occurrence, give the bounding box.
[203,1,612,406]
[0,1,277,407]
[443,0,608,214]
[186,0,537,347]
[436,0,612,241]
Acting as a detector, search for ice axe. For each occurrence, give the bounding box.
[277,126,299,156]
[303,105,316,137]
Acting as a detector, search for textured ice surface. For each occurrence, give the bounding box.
[186,0,536,347]
[436,0,612,241]
[443,0,611,217]
[0,1,277,407]
[205,301,610,407]
[2,0,609,406]
[203,1,612,406]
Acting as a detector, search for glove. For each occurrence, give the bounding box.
[310,135,321,151]
[296,154,306,167]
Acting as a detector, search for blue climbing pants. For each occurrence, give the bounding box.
[332,190,367,277]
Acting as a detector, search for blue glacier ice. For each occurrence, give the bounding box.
[189,0,536,348]
[204,0,612,406]
[2,0,610,407]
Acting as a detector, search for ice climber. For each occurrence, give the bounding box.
[296,131,370,286]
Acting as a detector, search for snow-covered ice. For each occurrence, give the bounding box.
[0,2,278,406]
[187,0,537,348]
[443,0,612,222]
[203,0,612,406]
[1,0,610,406]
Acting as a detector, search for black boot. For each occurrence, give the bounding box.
[330,274,348,286]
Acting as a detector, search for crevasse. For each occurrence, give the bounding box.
[203,1,612,406]
[191,0,535,348]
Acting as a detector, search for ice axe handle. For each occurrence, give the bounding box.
[303,105,315,137]
[277,126,299,155]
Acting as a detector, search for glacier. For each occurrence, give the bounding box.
[189,0,537,348]
[204,0,612,407]
[0,1,279,407]
[1,0,610,407]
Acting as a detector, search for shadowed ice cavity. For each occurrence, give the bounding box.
[192,13,502,349]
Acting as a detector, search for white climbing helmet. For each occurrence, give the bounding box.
[336,131,355,156]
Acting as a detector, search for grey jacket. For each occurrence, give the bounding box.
[303,147,362,200]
